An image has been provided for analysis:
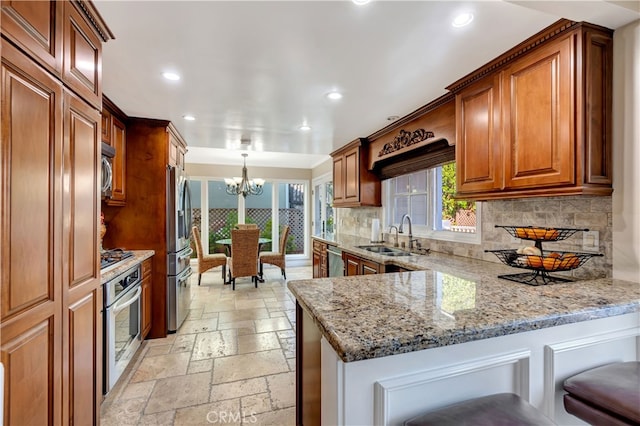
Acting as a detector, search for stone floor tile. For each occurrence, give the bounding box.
[276,330,295,339]
[100,397,146,425]
[286,357,296,372]
[210,377,268,402]
[130,352,191,383]
[174,399,242,426]
[118,380,156,401]
[212,349,289,384]
[241,392,272,416]
[177,317,219,334]
[254,317,291,333]
[266,372,296,409]
[138,410,175,425]
[171,333,197,353]
[145,344,172,357]
[145,372,211,414]
[237,332,281,354]
[235,299,266,310]
[188,358,214,374]
[192,329,238,361]
[219,308,269,324]
[217,320,255,331]
[251,407,296,425]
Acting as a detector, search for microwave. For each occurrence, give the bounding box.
[101,142,116,199]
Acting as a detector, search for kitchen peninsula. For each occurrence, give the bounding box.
[288,247,640,425]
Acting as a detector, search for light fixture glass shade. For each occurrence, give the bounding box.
[225,154,264,197]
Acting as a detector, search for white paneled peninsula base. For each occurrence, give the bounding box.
[287,255,640,426]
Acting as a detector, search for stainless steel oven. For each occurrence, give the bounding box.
[101,142,115,199]
[103,264,142,394]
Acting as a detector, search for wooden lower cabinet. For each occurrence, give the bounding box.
[312,239,328,278]
[296,302,322,426]
[343,252,382,276]
[141,258,153,339]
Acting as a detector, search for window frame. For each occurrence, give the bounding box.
[382,167,481,245]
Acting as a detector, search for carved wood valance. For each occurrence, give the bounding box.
[378,129,435,157]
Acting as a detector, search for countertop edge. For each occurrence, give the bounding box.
[100,250,155,284]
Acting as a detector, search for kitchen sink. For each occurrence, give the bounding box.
[356,245,412,256]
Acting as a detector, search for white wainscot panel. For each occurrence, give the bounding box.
[544,327,640,425]
[373,351,531,426]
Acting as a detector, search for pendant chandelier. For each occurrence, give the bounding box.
[224,153,264,197]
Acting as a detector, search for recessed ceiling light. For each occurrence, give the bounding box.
[352,0,371,5]
[452,13,474,28]
[183,115,195,121]
[326,91,343,101]
[162,72,180,81]
[299,124,311,131]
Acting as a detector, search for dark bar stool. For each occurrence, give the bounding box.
[563,361,640,425]
[404,393,556,426]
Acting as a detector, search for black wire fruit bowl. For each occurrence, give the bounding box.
[495,225,588,243]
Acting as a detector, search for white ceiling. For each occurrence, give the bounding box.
[94,1,639,169]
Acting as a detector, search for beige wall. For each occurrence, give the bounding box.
[311,158,332,180]
[612,20,640,282]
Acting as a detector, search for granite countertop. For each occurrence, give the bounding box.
[292,237,640,363]
[100,250,155,283]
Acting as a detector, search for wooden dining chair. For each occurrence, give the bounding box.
[234,223,258,230]
[192,226,227,285]
[259,225,290,280]
[228,228,260,290]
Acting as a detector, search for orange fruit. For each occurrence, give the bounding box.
[515,228,527,238]
[527,255,543,268]
[543,256,560,271]
[533,228,548,239]
[560,254,579,269]
[548,252,562,258]
[525,228,537,239]
[544,229,559,240]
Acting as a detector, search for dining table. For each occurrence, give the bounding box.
[215,237,272,282]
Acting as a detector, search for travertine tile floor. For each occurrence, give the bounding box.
[101,265,311,425]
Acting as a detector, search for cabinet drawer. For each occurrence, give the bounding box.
[313,240,327,253]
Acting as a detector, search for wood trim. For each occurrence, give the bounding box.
[446,19,579,93]
[102,94,128,123]
[70,0,114,42]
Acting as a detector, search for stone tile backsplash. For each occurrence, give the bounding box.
[335,195,612,279]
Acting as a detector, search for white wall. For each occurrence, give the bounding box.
[612,20,640,282]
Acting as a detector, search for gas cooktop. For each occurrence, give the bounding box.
[100,248,134,269]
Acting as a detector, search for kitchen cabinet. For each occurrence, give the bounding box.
[103,96,128,206]
[449,20,613,201]
[102,118,188,339]
[169,132,187,170]
[0,3,111,424]
[343,252,382,276]
[141,257,153,339]
[312,239,328,278]
[331,138,381,208]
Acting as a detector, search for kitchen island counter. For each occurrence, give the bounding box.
[288,251,640,425]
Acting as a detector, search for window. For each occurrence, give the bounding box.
[384,163,480,243]
[312,173,334,235]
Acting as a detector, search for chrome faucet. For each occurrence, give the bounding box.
[399,214,415,250]
[389,225,399,247]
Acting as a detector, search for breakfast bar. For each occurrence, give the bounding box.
[288,252,640,425]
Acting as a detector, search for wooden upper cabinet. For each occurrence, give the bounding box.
[169,130,187,170]
[62,1,102,108]
[449,20,613,200]
[331,138,381,208]
[503,34,574,190]
[456,73,502,195]
[103,96,128,206]
[1,0,64,75]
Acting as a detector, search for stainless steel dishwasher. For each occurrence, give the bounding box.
[327,245,344,277]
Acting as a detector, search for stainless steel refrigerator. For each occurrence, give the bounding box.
[166,165,193,332]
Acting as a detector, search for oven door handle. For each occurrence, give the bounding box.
[177,267,193,283]
[113,286,142,315]
[179,247,194,262]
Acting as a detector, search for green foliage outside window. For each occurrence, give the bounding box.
[441,162,475,224]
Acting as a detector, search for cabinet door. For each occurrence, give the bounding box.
[63,1,102,108]
[333,156,344,204]
[1,40,64,425]
[343,146,360,203]
[503,34,574,189]
[312,250,321,278]
[101,107,112,145]
[141,258,153,339]
[62,89,101,425]
[1,0,64,75]
[106,115,126,205]
[343,253,361,276]
[361,259,380,275]
[456,73,503,195]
